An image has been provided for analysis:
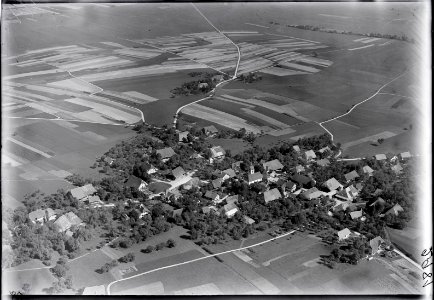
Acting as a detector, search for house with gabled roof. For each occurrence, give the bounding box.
[291,174,314,188]
[222,168,236,179]
[400,151,412,160]
[319,146,331,154]
[344,170,359,183]
[29,208,56,224]
[212,178,223,189]
[362,165,374,176]
[263,159,284,172]
[70,184,97,202]
[204,190,219,201]
[54,212,83,233]
[316,158,330,167]
[178,131,189,143]
[369,236,385,255]
[295,165,305,173]
[337,228,351,241]
[225,195,239,206]
[324,177,343,192]
[82,285,106,295]
[305,150,316,161]
[147,164,158,175]
[88,195,104,208]
[264,188,282,204]
[243,215,255,225]
[125,175,148,193]
[172,166,186,179]
[281,181,297,196]
[203,125,218,135]
[391,164,403,175]
[222,202,238,218]
[375,154,387,161]
[248,172,263,185]
[293,145,300,153]
[300,187,323,200]
[156,147,176,160]
[333,200,350,212]
[385,203,404,216]
[350,210,363,220]
[210,146,225,159]
[335,185,358,201]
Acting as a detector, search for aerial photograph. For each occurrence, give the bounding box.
[1,1,432,297]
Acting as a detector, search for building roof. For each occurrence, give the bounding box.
[65,212,82,226]
[223,202,238,214]
[264,188,282,204]
[293,145,300,152]
[385,203,404,216]
[203,125,218,134]
[173,208,184,217]
[212,178,223,189]
[355,183,363,191]
[348,185,359,195]
[88,195,102,204]
[202,206,217,214]
[337,228,351,240]
[178,131,189,142]
[156,147,176,159]
[324,177,343,191]
[391,164,403,174]
[316,158,330,167]
[295,165,305,173]
[350,210,363,220]
[172,166,186,178]
[54,212,81,232]
[125,175,143,189]
[319,146,331,153]
[362,165,374,174]
[204,190,218,200]
[70,184,96,200]
[210,146,225,158]
[284,181,297,190]
[243,215,255,225]
[375,154,387,161]
[226,195,239,205]
[291,174,312,186]
[344,170,360,182]
[400,151,412,159]
[263,159,284,171]
[248,172,263,183]
[370,197,386,207]
[82,285,106,295]
[301,187,323,200]
[369,236,385,254]
[305,150,317,160]
[29,208,55,222]
[223,168,236,178]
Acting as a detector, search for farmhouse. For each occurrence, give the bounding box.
[385,203,404,216]
[212,178,223,189]
[54,212,83,233]
[281,181,297,196]
[295,165,305,173]
[172,166,186,179]
[316,158,330,167]
[198,82,209,89]
[178,131,189,142]
[210,146,225,159]
[104,156,114,165]
[156,147,176,160]
[88,195,104,208]
[292,145,300,153]
[248,172,263,185]
[324,177,343,192]
[204,190,219,201]
[391,164,403,174]
[344,170,360,182]
[300,187,323,200]
[147,164,158,174]
[375,154,387,161]
[69,184,97,202]
[305,150,316,161]
[337,228,351,241]
[318,146,330,154]
[291,174,314,188]
[350,210,363,220]
[263,159,284,172]
[182,177,200,190]
[369,236,385,254]
[28,208,56,224]
[362,165,374,176]
[125,175,148,193]
[243,215,255,225]
[226,195,239,206]
[333,201,350,212]
[203,125,218,135]
[222,202,239,218]
[222,168,236,179]
[264,188,282,204]
[400,151,412,160]
[335,185,358,201]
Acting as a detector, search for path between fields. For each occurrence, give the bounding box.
[106,230,297,295]
[172,4,242,128]
[316,70,409,142]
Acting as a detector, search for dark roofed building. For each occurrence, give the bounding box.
[203,125,218,135]
[264,188,282,204]
[156,147,176,160]
[263,159,284,172]
[290,174,313,188]
[300,187,323,200]
[344,170,359,182]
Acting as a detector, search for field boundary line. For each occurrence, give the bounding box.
[106,230,297,295]
[4,116,136,127]
[317,70,409,141]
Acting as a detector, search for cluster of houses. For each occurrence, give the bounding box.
[28,208,84,237]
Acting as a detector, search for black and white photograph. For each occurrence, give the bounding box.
[1,0,432,297]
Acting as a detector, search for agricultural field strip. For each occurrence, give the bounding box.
[106,230,297,295]
[348,44,375,51]
[241,108,290,129]
[6,137,52,158]
[260,67,309,77]
[318,70,410,141]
